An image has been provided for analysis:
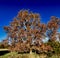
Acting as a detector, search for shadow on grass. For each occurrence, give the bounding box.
[0,51,10,56]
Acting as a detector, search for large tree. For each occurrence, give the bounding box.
[4,10,60,54]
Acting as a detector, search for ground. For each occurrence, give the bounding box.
[0,52,60,58]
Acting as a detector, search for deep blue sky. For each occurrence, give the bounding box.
[0,0,60,41]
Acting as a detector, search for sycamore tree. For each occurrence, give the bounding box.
[46,16,60,56]
[4,10,60,54]
[47,16,60,41]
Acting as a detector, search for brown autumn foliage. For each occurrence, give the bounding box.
[4,10,60,53]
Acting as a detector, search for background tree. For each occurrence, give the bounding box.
[47,16,60,41]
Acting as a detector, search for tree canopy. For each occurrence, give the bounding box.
[4,10,60,54]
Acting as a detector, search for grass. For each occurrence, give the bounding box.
[0,49,9,51]
[0,52,17,58]
[0,52,60,58]
[48,55,60,58]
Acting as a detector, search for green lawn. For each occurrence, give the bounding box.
[0,52,60,58]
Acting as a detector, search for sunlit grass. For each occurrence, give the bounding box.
[0,49,9,51]
[0,52,60,58]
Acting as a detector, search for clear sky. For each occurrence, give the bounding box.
[0,0,60,41]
